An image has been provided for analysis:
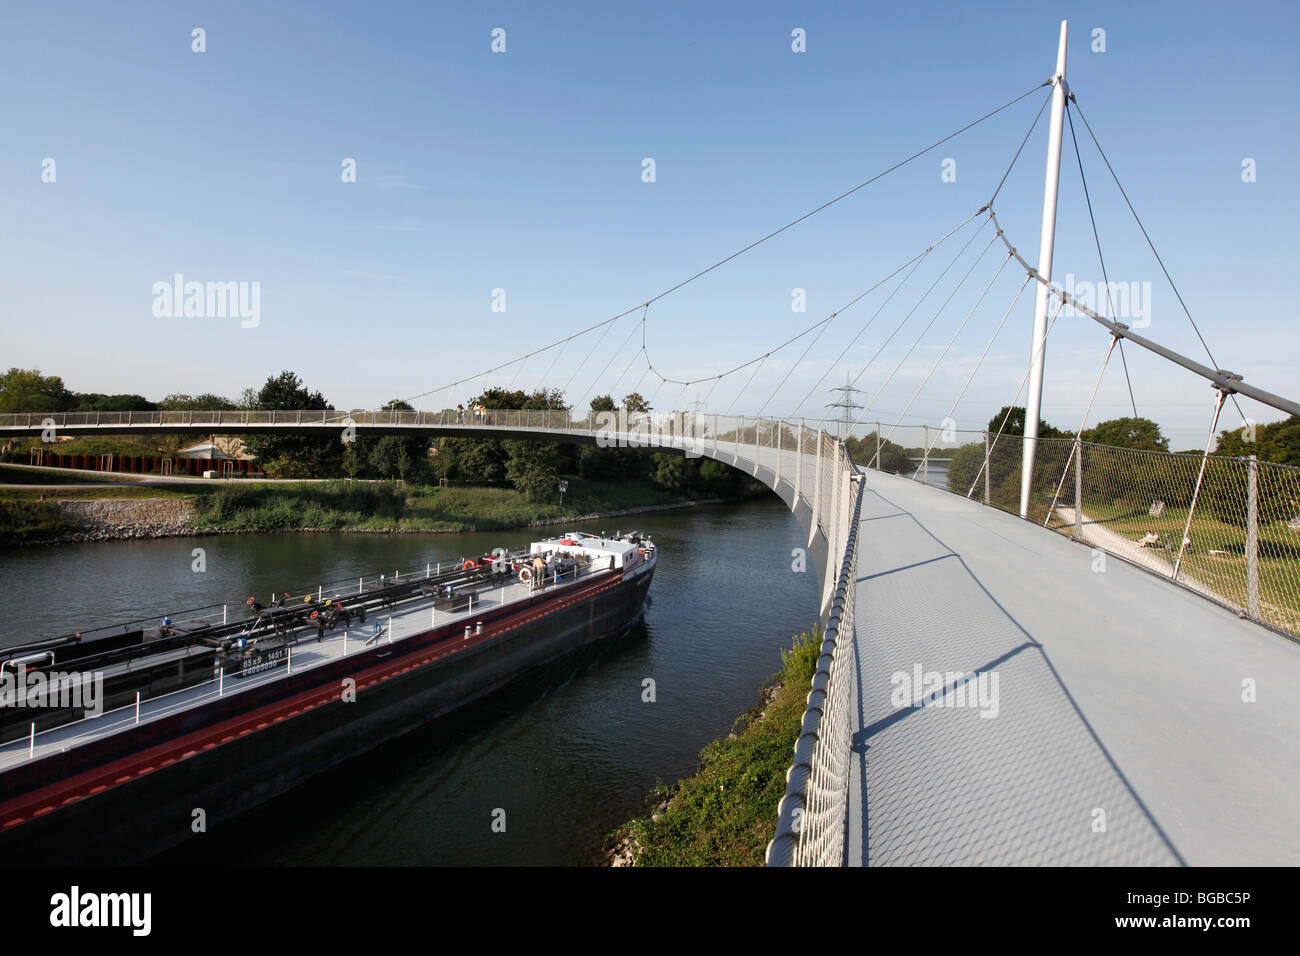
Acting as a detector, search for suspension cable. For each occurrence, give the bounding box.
[913,273,1031,471]
[1068,94,1245,422]
[1066,100,1138,420]
[1172,388,1228,579]
[880,250,1013,448]
[967,295,1068,499]
[394,83,1050,408]
[1042,334,1119,528]
[857,226,998,422]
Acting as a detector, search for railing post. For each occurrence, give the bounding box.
[811,428,823,545]
[796,421,804,504]
[984,430,991,505]
[1073,440,1083,539]
[775,421,782,489]
[1247,454,1260,620]
[874,425,880,471]
[754,418,760,475]
[922,425,929,484]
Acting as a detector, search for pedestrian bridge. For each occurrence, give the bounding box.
[5,408,1299,867]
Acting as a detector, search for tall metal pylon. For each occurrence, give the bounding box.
[827,372,865,441]
[1020,19,1069,518]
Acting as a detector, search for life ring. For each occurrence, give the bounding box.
[518,566,533,585]
[463,559,477,570]
[309,611,320,620]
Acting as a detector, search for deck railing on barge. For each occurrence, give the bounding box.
[0,553,612,770]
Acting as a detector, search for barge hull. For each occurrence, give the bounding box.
[0,567,652,865]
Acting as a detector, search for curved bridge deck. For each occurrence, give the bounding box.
[847,468,1300,866]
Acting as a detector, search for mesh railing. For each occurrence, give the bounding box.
[860,429,1300,641]
[767,451,862,867]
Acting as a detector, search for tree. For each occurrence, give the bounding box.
[622,392,651,413]
[240,371,342,477]
[1214,415,1300,467]
[1204,415,1300,528]
[157,393,239,411]
[356,400,432,481]
[503,440,563,502]
[72,393,157,412]
[1081,417,1168,451]
[649,453,695,493]
[0,369,74,413]
[847,432,912,474]
[342,441,362,480]
[986,406,1063,439]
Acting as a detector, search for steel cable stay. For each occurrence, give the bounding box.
[724,354,772,416]
[578,307,648,411]
[985,206,1300,420]
[1067,94,1248,423]
[966,295,1069,500]
[392,82,1051,409]
[1172,388,1229,581]
[561,310,620,402]
[1067,98,1229,382]
[786,210,987,419]
[1065,98,1139,421]
[495,352,529,410]
[989,83,1055,207]
[832,215,990,423]
[1041,333,1120,528]
[854,226,999,428]
[875,250,1014,454]
[906,273,1033,473]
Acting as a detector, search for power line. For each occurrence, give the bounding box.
[394,82,1052,408]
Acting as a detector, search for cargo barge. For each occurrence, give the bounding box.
[0,530,656,864]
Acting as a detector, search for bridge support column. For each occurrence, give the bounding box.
[1019,19,1069,518]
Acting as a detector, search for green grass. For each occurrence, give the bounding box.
[181,477,704,534]
[0,499,78,542]
[611,625,823,866]
[1048,499,1300,636]
[0,464,141,485]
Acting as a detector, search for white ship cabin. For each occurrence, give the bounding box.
[529,531,652,572]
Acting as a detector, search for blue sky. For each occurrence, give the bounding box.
[3,0,1296,447]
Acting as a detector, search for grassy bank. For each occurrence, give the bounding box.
[0,500,79,542]
[188,478,721,533]
[609,625,823,866]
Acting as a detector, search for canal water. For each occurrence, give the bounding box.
[0,496,819,865]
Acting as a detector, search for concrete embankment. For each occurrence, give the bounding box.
[54,498,200,542]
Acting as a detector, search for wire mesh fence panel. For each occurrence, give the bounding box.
[769,461,862,868]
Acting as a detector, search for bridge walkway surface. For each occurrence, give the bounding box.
[846,468,1300,866]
